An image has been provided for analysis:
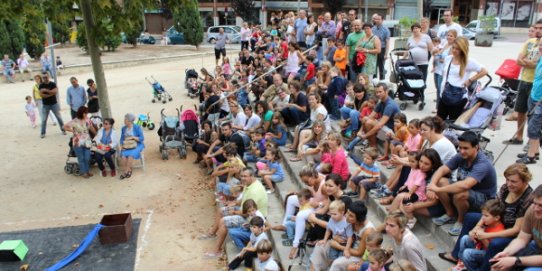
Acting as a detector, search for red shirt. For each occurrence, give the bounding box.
[306,63,316,80]
[281,41,289,59]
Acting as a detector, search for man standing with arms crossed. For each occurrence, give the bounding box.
[371,13,390,80]
[294,10,308,49]
[345,20,364,82]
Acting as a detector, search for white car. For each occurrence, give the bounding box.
[207,25,241,44]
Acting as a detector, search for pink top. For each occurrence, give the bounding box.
[223,63,232,75]
[310,176,327,205]
[404,168,427,201]
[321,148,350,181]
[405,133,422,152]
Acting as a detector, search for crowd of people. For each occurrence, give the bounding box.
[12,7,542,271]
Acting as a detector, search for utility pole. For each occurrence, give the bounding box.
[417,0,423,19]
[79,0,112,118]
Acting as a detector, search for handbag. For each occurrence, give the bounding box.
[82,139,93,149]
[122,138,137,150]
[441,60,467,106]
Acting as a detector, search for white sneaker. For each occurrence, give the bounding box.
[407,218,417,229]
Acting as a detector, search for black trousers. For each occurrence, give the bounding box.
[241,41,249,51]
[95,150,116,171]
[437,99,467,121]
[228,251,257,269]
[375,49,386,80]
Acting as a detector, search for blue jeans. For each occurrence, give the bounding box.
[459,235,486,271]
[340,106,361,132]
[328,97,340,120]
[434,73,443,106]
[228,227,251,250]
[243,152,258,163]
[520,241,542,271]
[3,69,14,82]
[280,107,308,126]
[285,215,295,241]
[347,136,362,151]
[73,146,91,174]
[216,182,231,195]
[451,212,514,271]
[41,103,65,135]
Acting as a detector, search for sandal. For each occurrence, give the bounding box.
[438,252,458,264]
[126,170,132,178]
[289,156,302,162]
[502,138,523,145]
[119,172,127,180]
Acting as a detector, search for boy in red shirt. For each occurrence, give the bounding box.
[304,55,316,88]
[280,36,289,60]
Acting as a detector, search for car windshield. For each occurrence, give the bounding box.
[233,26,241,32]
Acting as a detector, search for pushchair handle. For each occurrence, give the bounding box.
[160,108,165,118]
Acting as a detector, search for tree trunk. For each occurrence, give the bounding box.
[79,0,112,119]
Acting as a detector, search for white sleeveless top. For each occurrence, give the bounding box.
[286,51,300,74]
[352,221,375,249]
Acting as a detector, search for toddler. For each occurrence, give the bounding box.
[25,95,37,128]
[333,39,347,76]
[347,232,384,271]
[212,144,245,197]
[266,112,287,146]
[381,113,409,163]
[222,57,232,79]
[304,55,316,87]
[317,200,352,261]
[257,148,284,194]
[367,249,392,271]
[348,147,381,201]
[401,118,422,157]
[453,199,505,271]
[244,128,266,162]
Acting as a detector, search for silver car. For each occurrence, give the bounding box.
[207,25,241,44]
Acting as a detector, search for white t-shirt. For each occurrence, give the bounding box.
[408,34,432,65]
[244,114,262,130]
[220,93,230,112]
[256,256,279,271]
[250,232,268,247]
[441,56,483,89]
[430,137,457,164]
[233,111,247,129]
[437,23,463,46]
[310,105,331,132]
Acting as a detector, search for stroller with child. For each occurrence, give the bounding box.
[185,69,201,98]
[158,108,186,160]
[146,76,173,104]
[389,49,426,111]
[444,75,505,163]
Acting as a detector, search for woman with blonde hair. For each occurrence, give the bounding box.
[433,29,458,111]
[437,36,488,121]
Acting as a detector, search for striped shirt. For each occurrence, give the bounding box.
[357,161,380,179]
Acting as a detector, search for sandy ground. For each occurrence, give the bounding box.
[0,51,233,270]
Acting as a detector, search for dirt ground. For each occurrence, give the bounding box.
[0,47,236,270]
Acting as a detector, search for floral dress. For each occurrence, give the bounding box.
[358,35,377,76]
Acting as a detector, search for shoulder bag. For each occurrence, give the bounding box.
[441,60,467,106]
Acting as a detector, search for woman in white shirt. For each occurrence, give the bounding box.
[438,37,488,121]
[94,118,119,177]
[240,22,251,51]
[304,15,317,48]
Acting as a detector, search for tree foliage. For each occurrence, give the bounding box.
[323,0,346,18]
[6,20,26,60]
[230,0,257,23]
[168,0,204,48]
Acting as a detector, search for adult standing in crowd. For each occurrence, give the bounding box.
[516,38,542,164]
[433,29,458,113]
[346,20,364,82]
[491,184,542,271]
[503,19,542,148]
[66,77,87,119]
[32,74,57,127]
[86,79,100,117]
[440,163,534,271]
[371,13,390,80]
[215,27,229,65]
[407,23,434,83]
[420,17,437,40]
[342,10,357,39]
[437,37,487,121]
[437,9,463,45]
[40,73,66,138]
[294,10,308,49]
[17,53,32,82]
[357,23,380,80]
[318,12,336,62]
[427,131,497,236]
[305,14,318,49]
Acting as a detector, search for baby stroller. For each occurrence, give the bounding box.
[494,59,521,114]
[158,108,186,160]
[180,105,200,146]
[445,76,505,163]
[185,69,201,98]
[389,49,426,110]
[146,76,173,104]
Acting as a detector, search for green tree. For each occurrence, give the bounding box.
[6,20,25,60]
[21,4,46,59]
[0,21,10,58]
[323,0,345,18]
[171,0,203,48]
[230,0,257,23]
[76,23,89,52]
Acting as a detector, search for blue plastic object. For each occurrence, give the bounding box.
[45,224,104,271]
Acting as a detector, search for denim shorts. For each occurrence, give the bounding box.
[527,96,542,139]
[468,190,490,212]
[270,174,284,183]
[223,215,246,228]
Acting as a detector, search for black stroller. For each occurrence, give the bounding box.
[389,49,426,110]
[185,69,201,99]
[158,108,185,160]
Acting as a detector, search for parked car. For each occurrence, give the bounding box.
[167,26,185,45]
[465,17,501,36]
[207,25,241,44]
[462,27,476,40]
[137,33,156,44]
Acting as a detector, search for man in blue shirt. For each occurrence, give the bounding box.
[66,77,87,119]
[359,83,399,147]
[371,13,390,80]
[294,10,308,49]
[1,54,16,83]
[517,38,542,164]
[427,131,497,236]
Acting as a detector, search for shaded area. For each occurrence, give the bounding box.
[0,219,140,271]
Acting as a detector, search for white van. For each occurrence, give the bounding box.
[465,17,501,36]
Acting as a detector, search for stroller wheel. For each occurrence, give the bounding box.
[162,100,167,104]
[148,123,155,130]
[399,103,408,110]
[64,164,73,175]
[72,165,81,176]
[179,147,187,159]
[152,99,156,103]
[418,103,424,111]
[161,150,168,160]
[168,97,173,101]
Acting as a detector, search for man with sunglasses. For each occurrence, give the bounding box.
[39,74,66,138]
